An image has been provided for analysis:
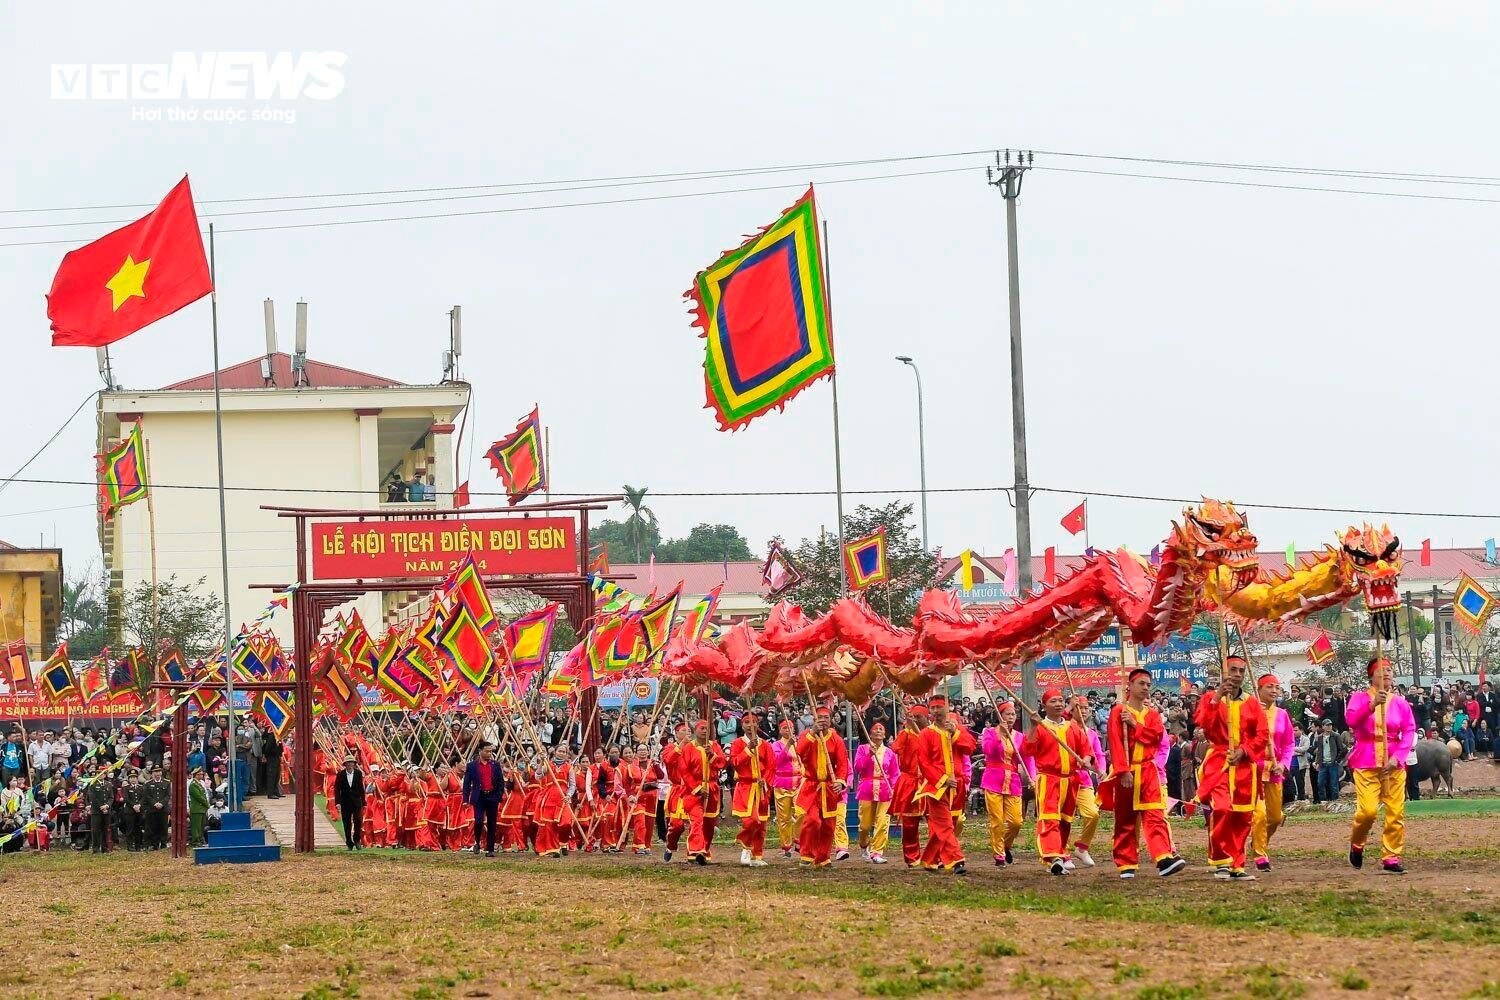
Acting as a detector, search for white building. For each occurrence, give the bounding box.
[98,352,469,653]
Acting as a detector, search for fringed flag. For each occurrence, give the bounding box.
[98,422,149,521]
[637,587,681,664]
[40,643,77,703]
[374,629,428,710]
[589,573,632,614]
[259,690,294,740]
[336,610,378,682]
[77,657,109,705]
[126,647,150,697]
[844,528,889,590]
[231,638,271,679]
[762,540,801,597]
[439,604,497,692]
[503,604,558,674]
[589,542,610,575]
[1452,574,1495,633]
[157,648,187,684]
[107,650,134,696]
[678,584,723,645]
[3,640,33,694]
[687,186,835,432]
[587,614,633,678]
[485,406,546,504]
[1305,630,1335,666]
[442,554,496,634]
[315,645,362,721]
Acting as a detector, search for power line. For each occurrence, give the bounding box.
[1036,165,1500,206]
[1035,149,1500,187]
[0,390,98,501]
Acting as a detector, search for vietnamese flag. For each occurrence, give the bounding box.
[47,176,212,347]
[1060,500,1087,536]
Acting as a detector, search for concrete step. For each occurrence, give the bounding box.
[206,827,267,848]
[220,811,253,830]
[193,843,282,865]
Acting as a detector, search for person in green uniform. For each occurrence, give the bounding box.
[122,769,144,851]
[188,766,210,846]
[146,766,169,849]
[87,772,116,853]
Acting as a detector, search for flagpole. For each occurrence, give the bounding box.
[143,438,160,644]
[207,223,239,810]
[822,218,847,594]
[1083,498,1089,553]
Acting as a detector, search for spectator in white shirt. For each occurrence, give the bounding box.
[28,736,51,775]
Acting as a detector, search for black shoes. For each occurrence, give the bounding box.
[1049,860,1066,876]
[1349,846,1363,870]
[1382,861,1406,875]
[953,862,967,876]
[1157,856,1186,877]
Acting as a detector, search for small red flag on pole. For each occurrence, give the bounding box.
[1060,501,1087,536]
[1043,546,1058,585]
[1420,539,1432,567]
[47,176,212,347]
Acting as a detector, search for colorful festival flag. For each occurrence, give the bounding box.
[157,648,188,684]
[502,604,558,673]
[686,186,835,432]
[335,611,378,681]
[259,690,294,740]
[844,528,889,590]
[3,640,33,694]
[589,542,610,575]
[637,587,681,663]
[438,604,497,691]
[98,422,150,521]
[40,643,77,703]
[485,406,546,504]
[442,554,496,634]
[314,645,362,721]
[1452,574,1495,633]
[1305,630,1335,666]
[761,540,802,597]
[678,584,723,645]
[77,658,109,704]
[587,614,634,677]
[47,175,213,348]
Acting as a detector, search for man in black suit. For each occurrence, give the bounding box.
[333,754,366,850]
[462,743,507,857]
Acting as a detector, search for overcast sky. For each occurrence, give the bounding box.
[2,3,1497,585]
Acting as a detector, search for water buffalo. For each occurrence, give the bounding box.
[1411,738,1456,796]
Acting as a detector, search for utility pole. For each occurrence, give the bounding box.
[1432,584,1444,680]
[988,150,1036,717]
[1405,591,1421,688]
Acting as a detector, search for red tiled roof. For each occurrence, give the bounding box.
[609,561,768,597]
[160,352,404,390]
[0,540,16,550]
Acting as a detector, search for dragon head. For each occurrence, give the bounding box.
[1174,498,1260,591]
[1341,524,1402,639]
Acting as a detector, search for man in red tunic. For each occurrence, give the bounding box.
[1021,688,1096,875]
[498,765,528,852]
[661,722,691,862]
[1194,655,1268,881]
[1105,668,1186,878]
[891,703,928,868]
[629,745,666,855]
[730,710,776,867]
[914,695,976,874]
[533,753,575,858]
[678,720,726,865]
[795,706,849,868]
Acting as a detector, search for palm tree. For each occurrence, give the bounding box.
[621,484,657,562]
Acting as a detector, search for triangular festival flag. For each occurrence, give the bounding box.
[98,422,149,521]
[761,540,801,597]
[48,176,213,348]
[485,406,546,505]
[1452,574,1495,634]
[1060,501,1086,537]
[1305,630,1335,666]
[687,186,835,432]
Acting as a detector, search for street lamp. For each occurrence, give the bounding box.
[895,356,929,552]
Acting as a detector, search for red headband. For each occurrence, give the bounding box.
[1257,673,1279,689]
[1042,688,1064,704]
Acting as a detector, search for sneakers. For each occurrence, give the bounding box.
[1349,846,1364,870]
[1119,870,1135,879]
[662,850,673,863]
[870,853,887,865]
[750,857,769,868]
[994,856,1005,868]
[860,847,871,862]
[1004,849,1015,865]
[1157,856,1186,877]
[833,849,850,862]
[1229,869,1257,881]
[1049,860,1067,876]
[1254,857,1270,873]
[1061,858,1077,873]
[1074,848,1096,868]
[797,859,813,869]
[740,849,753,867]
[782,847,794,858]
[1213,867,1232,880]
[692,853,708,866]
[953,862,967,876]
[1383,860,1407,875]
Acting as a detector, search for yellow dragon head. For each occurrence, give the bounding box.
[1340,524,1402,638]
[1171,498,1260,592]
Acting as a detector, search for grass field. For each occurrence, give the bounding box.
[2,805,1496,999]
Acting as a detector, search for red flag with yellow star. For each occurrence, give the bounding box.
[47,176,212,347]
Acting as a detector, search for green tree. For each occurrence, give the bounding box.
[621,484,658,562]
[589,519,661,565]
[656,523,754,563]
[785,501,936,623]
[59,568,109,659]
[123,575,225,666]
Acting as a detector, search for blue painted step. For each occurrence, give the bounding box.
[193,812,281,864]
[194,844,282,865]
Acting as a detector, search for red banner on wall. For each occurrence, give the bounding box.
[0,691,150,721]
[310,517,578,581]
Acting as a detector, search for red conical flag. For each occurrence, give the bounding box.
[1420,539,1431,567]
[1060,501,1087,536]
[1043,546,1058,585]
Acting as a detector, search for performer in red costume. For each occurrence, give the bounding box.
[730,709,776,867]
[1021,688,1096,876]
[533,752,575,858]
[1194,654,1268,881]
[914,695,976,874]
[795,706,849,868]
[1104,668,1186,878]
[630,745,666,854]
[890,703,928,868]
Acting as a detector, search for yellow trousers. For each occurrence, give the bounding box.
[984,791,1023,860]
[1351,767,1406,861]
[1072,785,1099,851]
[1251,780,1285,861]
[858,800,891,854]
[834,809,849,850]
[773,789,798,849]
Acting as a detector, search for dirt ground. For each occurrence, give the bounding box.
[2,807,1496,1000]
